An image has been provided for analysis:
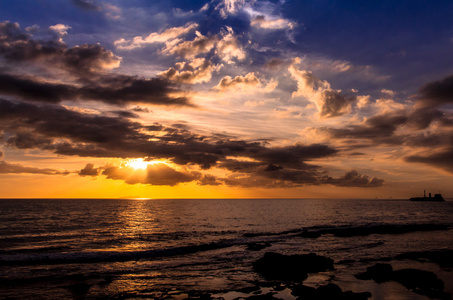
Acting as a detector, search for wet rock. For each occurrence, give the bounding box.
[342,291,373,300]
[355,263,393,283]
[291,284,317,298]
[356,263,450,299]
[187,291,213,299]
[65,282,91,300]
[253,252,334,282]
[396,250,453,269]
[237,285,261,294]
[291,283,371,300]
[245,293,279,300]
[298,230,322,238]
[393,269,444,290]
[247,242,272,251]
[316,283,342,297]
[392,269,450,299]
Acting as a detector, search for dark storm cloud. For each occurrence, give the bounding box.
[322,170,385,188]
[406,108,446,130]
[0,161,67,175]
[7,133,53,149]
[0,73,74,103]
[0,98,354,187]
[79,163,100,176]
[0,98,141,144]
[198,174,222,186]
[72,0,101,11]
[418,74,453,107]
[322,108,449,142]
[110,110,139,118]
[102,163,200,186]
[0,149,3,159]
[320,90,356,118]
[132,106,150,113]
[347,113,407,138]
[0,71,192,106]
[405,148,453,174]
[221,168,383,188]
[78,75,193,106]
[253,144,337,166]
[0,21,120,75]
[0,21,192,107]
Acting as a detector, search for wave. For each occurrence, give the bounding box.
[0,239,245,266]
[245,223,450,238]
[0,222,449,267]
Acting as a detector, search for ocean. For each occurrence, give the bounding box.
[0,198,452,300]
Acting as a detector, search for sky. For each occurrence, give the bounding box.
[0,0,452,199]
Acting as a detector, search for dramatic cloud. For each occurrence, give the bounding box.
[0,73,192,106]
[0,21,193,107]
[405,148,453,174]
[321,112,408,140]
[319,106,450,146]
[72,0,100,11]
[221,168,384,188]
[215,72,260,90]
[0,97,365,188]
[49,24,71,41]
[289,61,356,118]
[322,170,385,187]
[418,74,453,107]
[214,72,277,94]
[251,15,296,30]
[162,30,217,59]
[0,21,121,74]
[0,161,67,175]
[102,163,200,186]
[215,0,247,18]
[215,26,246,63]
[160,58,223,84]
[115,23,198,50]
[79,163,100,176]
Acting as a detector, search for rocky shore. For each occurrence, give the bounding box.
[98,249,451,300]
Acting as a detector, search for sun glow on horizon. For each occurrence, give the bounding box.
[126,158,161,170]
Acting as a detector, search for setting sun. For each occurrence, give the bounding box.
[126,158,154,170]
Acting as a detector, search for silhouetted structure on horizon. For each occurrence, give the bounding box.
[410,190,444,202]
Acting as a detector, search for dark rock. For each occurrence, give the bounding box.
[291,284,317,298]
[273,285,286,291]
[253,252,334,282]
[290,283,371,300]
[245,293,279,300]
[65,282,91,300]
[237,286,261,294]
[316,283,342,297]
[355,263,393,283]
[391,268,450,299]
[356,263,450,299]
[298,231,322,238]
[187,292,213,300]
[396,250,453,269]
[247,242,272,251]
[342,291,373,300]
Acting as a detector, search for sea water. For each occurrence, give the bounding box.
[0,198,452,299]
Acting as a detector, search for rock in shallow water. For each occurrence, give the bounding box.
[291,283,371,300]
[356,263,451,299]
[252,252,334,282]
